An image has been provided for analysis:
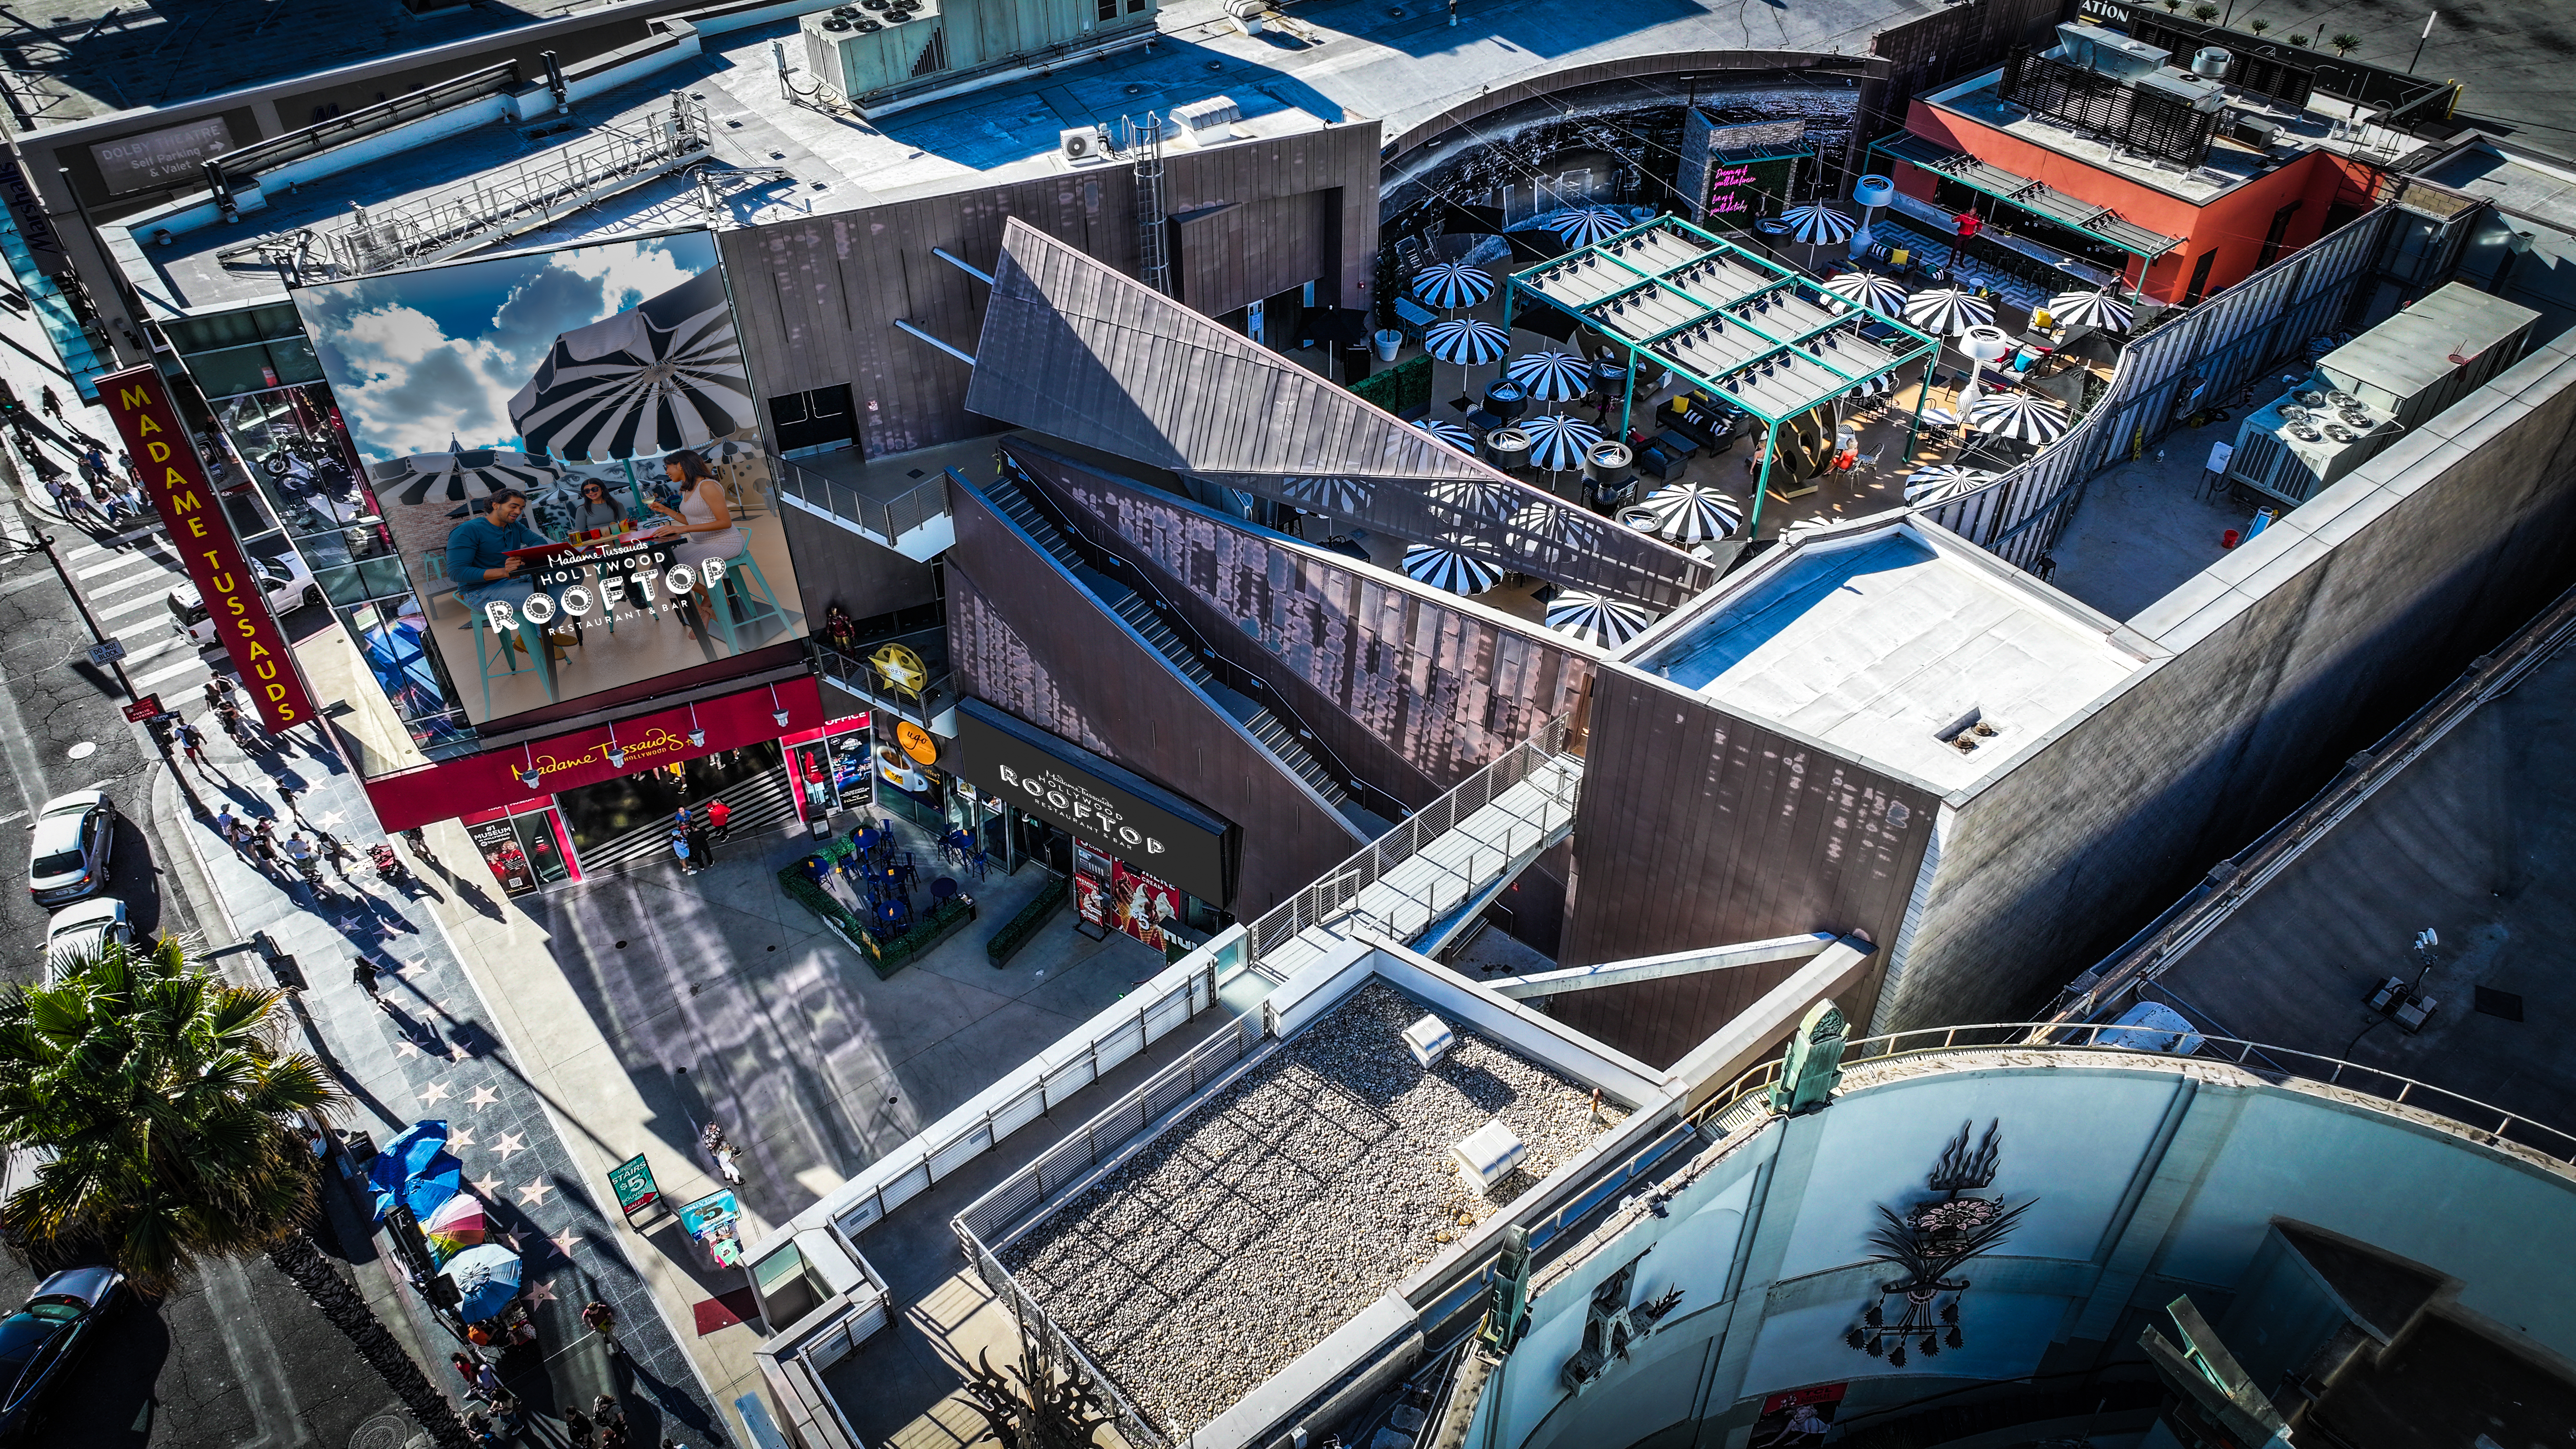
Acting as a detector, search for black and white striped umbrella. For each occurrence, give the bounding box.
[1902,286,1995,335]
[1523,414,1603,472]
[1281,477,1371,514]
[1414,418,1478,453]
[1780,203,1857,246]
[1820,271,1909,313]
[1548,207,1631,248]
[1845,370,1897,400]
[1545,590,1657,649]
[368,448,562,508]
[1918,403,1962,429]
[1425,318,1510,366]
[1903,464,2002,505]
[1403,536,1504,595]
[1507,350,1591,403]
[508,267,752,463]
[2046,288,2134,331]
[1971,391,2071,444]
[1637,482,1743,543]
[1429,476,1513,515]
[1412,262,1496,311]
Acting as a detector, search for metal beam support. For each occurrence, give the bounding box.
[1487,933,1837,999]
[894,319,977,366]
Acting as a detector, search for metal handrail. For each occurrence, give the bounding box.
[1683,1024,2576,1165]
[811,637,956,727]
[771,453,950,548]
[1245,715,1581,965]
[960,1236,1172,1448]
[315,94,710,276]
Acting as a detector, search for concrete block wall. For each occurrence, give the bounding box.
[1873,334,2576,1031]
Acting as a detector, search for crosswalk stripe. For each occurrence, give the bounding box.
[117,633,191,665]
[64,527,161,560]
[95,590,179,623]
[85,564,181,601]
[75,548,176,581]
[130,654,219,691]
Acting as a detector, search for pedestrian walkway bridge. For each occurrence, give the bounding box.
[1245,715,1585,982]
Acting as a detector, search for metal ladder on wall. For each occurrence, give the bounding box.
[1131,113,1171,297]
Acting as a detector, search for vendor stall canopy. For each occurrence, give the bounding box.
[1512,217,1942,424]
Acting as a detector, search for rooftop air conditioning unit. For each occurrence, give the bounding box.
[2233,117,2279,148]
[2053,21,2168,81]
[1170,95,1241,140]
[1402,1014,1455,1068]
[1453,1120,1528,1194]
[2138,67,2229,114]
[1060,126,1107,163]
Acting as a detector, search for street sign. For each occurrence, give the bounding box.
[121,695,162,724]
[87,638,126,667]
[608,1152,663,1223]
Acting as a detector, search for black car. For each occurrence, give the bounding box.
[0,1265,123,1442]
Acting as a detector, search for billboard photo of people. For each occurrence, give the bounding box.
[292,232,807,728]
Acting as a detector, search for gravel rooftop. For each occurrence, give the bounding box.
[1000,982,1620,1435]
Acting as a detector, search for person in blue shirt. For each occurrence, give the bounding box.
[446,490,559,622]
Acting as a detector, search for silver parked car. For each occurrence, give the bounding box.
[24,792,111,907]
[41,897,130,984]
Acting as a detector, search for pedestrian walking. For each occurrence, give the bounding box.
[176,718,209,773]
[318,829,353,877]
[687,824,712,870]
[564,1408,596,1449]
[718,1140,744,1186]
[475,1360,504,1403]
[450,1351,481,1401]
[704,796,731,840]
[670,828,694,874]
[202,677,230,712]
[38,385,60,421]
[279,782,305,821]
[593,1394,626,1437]
[352,957,387,1009]
[582,1298,623,1356]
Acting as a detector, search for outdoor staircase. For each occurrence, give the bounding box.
[575,766,800,877]
[984,476,1387,838]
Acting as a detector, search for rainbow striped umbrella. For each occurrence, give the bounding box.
[420,1191,488,1266]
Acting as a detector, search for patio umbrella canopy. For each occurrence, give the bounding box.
[1820,271,1909,313]
[1904,287,1996,335]
[1637,482,1744,543]
[1429,475,1514,515]
[1425,318,1509,365]
[1845,371,1896,399]
[1280,477,1370,514]
[509,267,754,463]
[2047,288,2135,331]
[1971,391,2072,444]
[1781,203,1857,246]
[365,1120,463,1223]
[1903,463,2003,506]
[1506,350,1591,404]
[1412,262,1496,311]
[1522,414,1603,472]
[1403,537,1505,594]
[1414,419,1478,453]
[443,1242,524,1324]
[1548,207,1631,248]
[1545,590,1657,648]
[369,450,561,509]
[420,1192,488,1266]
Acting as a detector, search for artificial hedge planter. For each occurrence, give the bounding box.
[986,874,1069,969]
[779,864,976,979]
[1350,352,1432,417]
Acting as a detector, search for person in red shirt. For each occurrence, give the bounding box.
[705,797,731,841]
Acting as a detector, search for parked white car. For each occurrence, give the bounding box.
[166,557,316,647]
[41,897,129,983]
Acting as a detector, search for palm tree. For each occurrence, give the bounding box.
[2289,31,2310,45]
[2331,32,2360,55]
[2248,17,2271,36]
[2191,3,2219,20]
[0,937,342,1291]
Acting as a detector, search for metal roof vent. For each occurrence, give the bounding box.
[2191,46,2232,79]
[1170,95,1241,138]
[1453,1120,1528,1194]
[1402,1014,1454,1068]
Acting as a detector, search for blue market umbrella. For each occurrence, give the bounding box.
[1548,207,1630,248]
[1522,413,1603,472]
[1507,350,1591,406]
[366,1120,463,1223]
[1414,418,1477,453]
[443,1242,524,1324]
[1411,262,1495,312]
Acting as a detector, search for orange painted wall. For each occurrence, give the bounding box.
[1900,97,2378,304]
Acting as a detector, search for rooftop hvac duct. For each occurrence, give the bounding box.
[2192,46,2232,79]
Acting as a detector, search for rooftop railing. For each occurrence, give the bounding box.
[772,454,951,551]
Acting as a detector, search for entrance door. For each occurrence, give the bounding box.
[767,385,858,458]
[552,740,789,873]
[2182,249,2219,306]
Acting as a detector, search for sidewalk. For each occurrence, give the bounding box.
[173,621,1177,1447]
[153,693,735,1448]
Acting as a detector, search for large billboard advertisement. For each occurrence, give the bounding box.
[96,365,321,732]
[291,232,805,729]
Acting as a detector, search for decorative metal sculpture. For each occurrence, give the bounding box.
[1770,999,1848,1115]
[1559,1253,1685,1394]
[1845,1119,2031,1367]
[959,1314,1115,1449]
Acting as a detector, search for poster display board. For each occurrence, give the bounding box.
[470,818,536,896]
[607,1154,662,1222]
[679,1187,744,1267]
[1109,860,1181,951]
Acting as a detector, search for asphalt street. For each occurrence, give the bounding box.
[0,297,427,1448]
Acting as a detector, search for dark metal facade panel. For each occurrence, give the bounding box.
[1553,666,1937,1067]
[1011,442,1595,791]
[945,479,1370,913]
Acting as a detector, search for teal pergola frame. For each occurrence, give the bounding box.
[1505,214,1942,540]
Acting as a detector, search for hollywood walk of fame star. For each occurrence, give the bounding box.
[491,1131,527,1160]
[417,1081,452,1106]
[548,1231,580,1258]
[333,915,364,934]
[524,1281,558,1304]
[446,1040,474,1063]
[473,1174,502,1197]
[518,1180,554,1207]
[447,1127,476,1149]
[393,958,430,979]
[466,1085,500,1109]
[395,1040,423,1060]
[314,809,347,828]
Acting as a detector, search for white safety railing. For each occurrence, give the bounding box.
[318,92,711,276]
